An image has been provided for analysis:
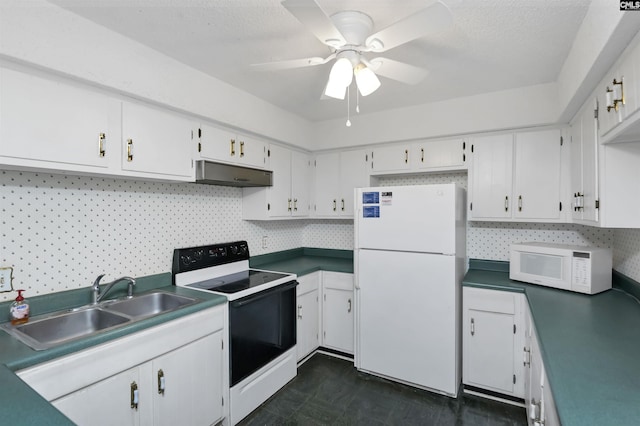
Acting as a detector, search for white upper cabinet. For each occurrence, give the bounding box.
[370,145,411,174]
[198,124,266,169]
[0,68,117,171]
[599,30,640,144]
[469,133,514,220]
[413,139,467,171]
[121,102,195,179]
[570,99,600,224]
[313,149,369,218]
[513,129,563,221]
[242,144,311,219]
[469,129,564,222]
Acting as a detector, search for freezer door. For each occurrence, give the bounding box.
[355,184,458,254]
[356,249,459,396]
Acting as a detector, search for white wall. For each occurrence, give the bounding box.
[311,83,559,150]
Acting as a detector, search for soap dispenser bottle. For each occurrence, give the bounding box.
[10,289,29,325]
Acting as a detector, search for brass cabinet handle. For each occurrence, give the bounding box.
[130,381,139,409]
[288,198,292,212]
[293,198,298,211]
[333,199,337,211]
[157,369,165,395]
[518,195,523,212]
[421,147,424,163]
[240,141,245,157]
[404,149,408,164]
[504,196,509,212]
[341,199,345,211]
[127,139,133,162]
[98,133,106,157]
[348,298,352,313]
[230,139,236,156]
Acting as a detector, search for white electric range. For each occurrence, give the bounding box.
[172,241,297,425]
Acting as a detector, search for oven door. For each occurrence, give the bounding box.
[228,280,297,386]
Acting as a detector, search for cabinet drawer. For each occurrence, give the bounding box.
[463,287,517,314]
[297,272,320,296]
[322,271,353,291]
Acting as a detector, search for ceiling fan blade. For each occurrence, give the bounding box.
[252,54,336,71]
[367,58,429,85]
[281,0,346,48]
[365,2,453,52]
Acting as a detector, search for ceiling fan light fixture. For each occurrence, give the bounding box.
[328,57,354,88]
[324,80,347,99]
[354,63,381,96]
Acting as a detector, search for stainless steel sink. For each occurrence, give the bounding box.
[4,308,130,350]
[1,291,202,351]
[103,292,199,319]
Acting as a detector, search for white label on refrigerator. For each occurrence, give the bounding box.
[363,206,380,218]
[363,192,379,204]
[381,192,393,206]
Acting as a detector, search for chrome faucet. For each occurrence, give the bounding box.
[92,274,136,304]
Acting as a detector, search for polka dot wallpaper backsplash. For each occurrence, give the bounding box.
[1,169,638,301]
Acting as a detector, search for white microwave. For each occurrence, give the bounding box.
[509,242,612,294]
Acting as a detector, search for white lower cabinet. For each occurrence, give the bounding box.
[524,304,559,426]
[462,287,525,398]
[321,271,354,354]
[18,306,226,426]
[296,272,320,361]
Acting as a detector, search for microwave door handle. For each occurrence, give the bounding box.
[230,281,298,308]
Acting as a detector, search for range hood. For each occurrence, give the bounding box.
[194,160,272,187]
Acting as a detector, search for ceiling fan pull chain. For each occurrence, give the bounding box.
[346,84,352,127]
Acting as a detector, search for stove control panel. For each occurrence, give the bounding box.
[172,241,250,274]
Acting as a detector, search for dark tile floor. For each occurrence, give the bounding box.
[239,353,528,426]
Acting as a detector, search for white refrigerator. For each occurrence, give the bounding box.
[354,184,466,397]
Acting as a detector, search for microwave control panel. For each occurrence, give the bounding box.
[572,252,591,286]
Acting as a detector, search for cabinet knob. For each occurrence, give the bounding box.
[98,133,106,158]
[130,381,139,410]
[127,139,134,162]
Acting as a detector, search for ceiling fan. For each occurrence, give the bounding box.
[253,0,454,100]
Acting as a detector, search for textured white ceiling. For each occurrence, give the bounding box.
[48,0,591,122]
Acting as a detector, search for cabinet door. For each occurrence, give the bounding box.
[53,366,142,426]
[464,309,517,394]
[153,331,223,426]
[339,149,370,217]
[314,152,341,217]
[513,129,562,220]
[323,287,354,354]
[0,68,114,169]
[415,139,466,170]
[371,145,411,173]
[297,289,320,361]
[236,134,267,169]
[571,101,599,223]
[122,102,194,178]
[291,151,310,217]
[469,134,513,219]
[266,144,292,217]
[198,124,236,163]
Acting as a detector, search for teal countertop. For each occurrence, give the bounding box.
[250,247,354,276]
[464,261,640,426]
[0,272,226,424]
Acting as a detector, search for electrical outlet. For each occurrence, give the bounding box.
[262,236,268,249]
[0,267,13,292]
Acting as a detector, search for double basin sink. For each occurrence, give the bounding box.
[1,291,200,351]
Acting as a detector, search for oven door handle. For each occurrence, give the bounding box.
[230,281,298,308]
